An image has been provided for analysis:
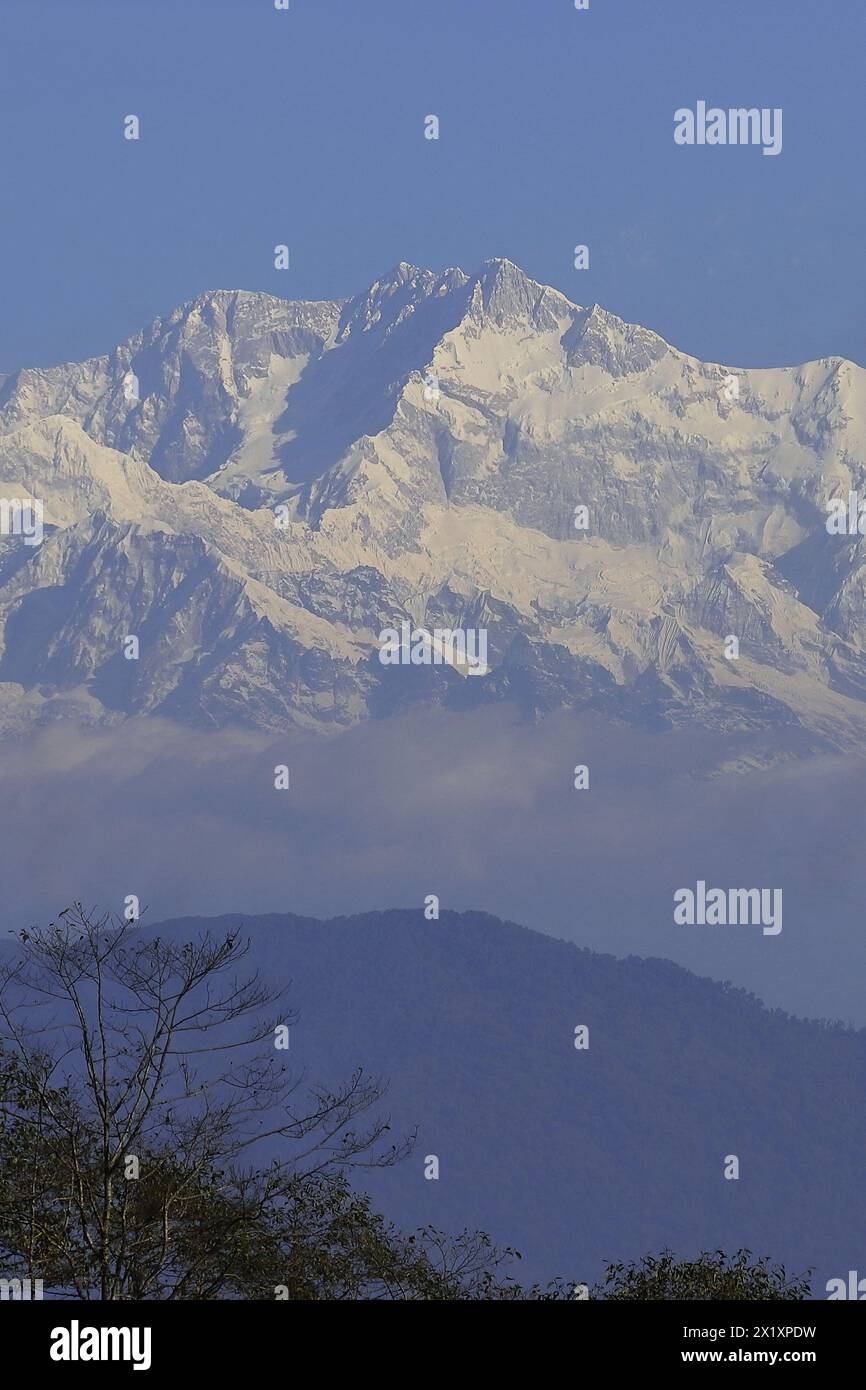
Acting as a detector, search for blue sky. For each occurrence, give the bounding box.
[1,0,863,371]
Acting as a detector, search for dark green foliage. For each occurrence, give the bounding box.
[596,1248,811,1300]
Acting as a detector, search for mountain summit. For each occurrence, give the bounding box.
[1,261,865,749]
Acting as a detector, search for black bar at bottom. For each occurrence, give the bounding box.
[2,1296,860,1375]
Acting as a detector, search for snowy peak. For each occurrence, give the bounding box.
[337,262,429,337]
[469,257,570,330]
[2,261,866,750]
[336,263,471,345]
[562,303,671,375]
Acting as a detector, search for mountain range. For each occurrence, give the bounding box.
[2,258,866,752]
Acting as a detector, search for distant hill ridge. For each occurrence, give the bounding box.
[148,906,866,1291]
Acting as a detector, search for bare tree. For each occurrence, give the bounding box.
[0,905,410,1299]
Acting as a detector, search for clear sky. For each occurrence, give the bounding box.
[1,0,862,372]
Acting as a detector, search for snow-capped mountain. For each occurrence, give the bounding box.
[2,257,866,747]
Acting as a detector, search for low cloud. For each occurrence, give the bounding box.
[2,706,865,1023]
